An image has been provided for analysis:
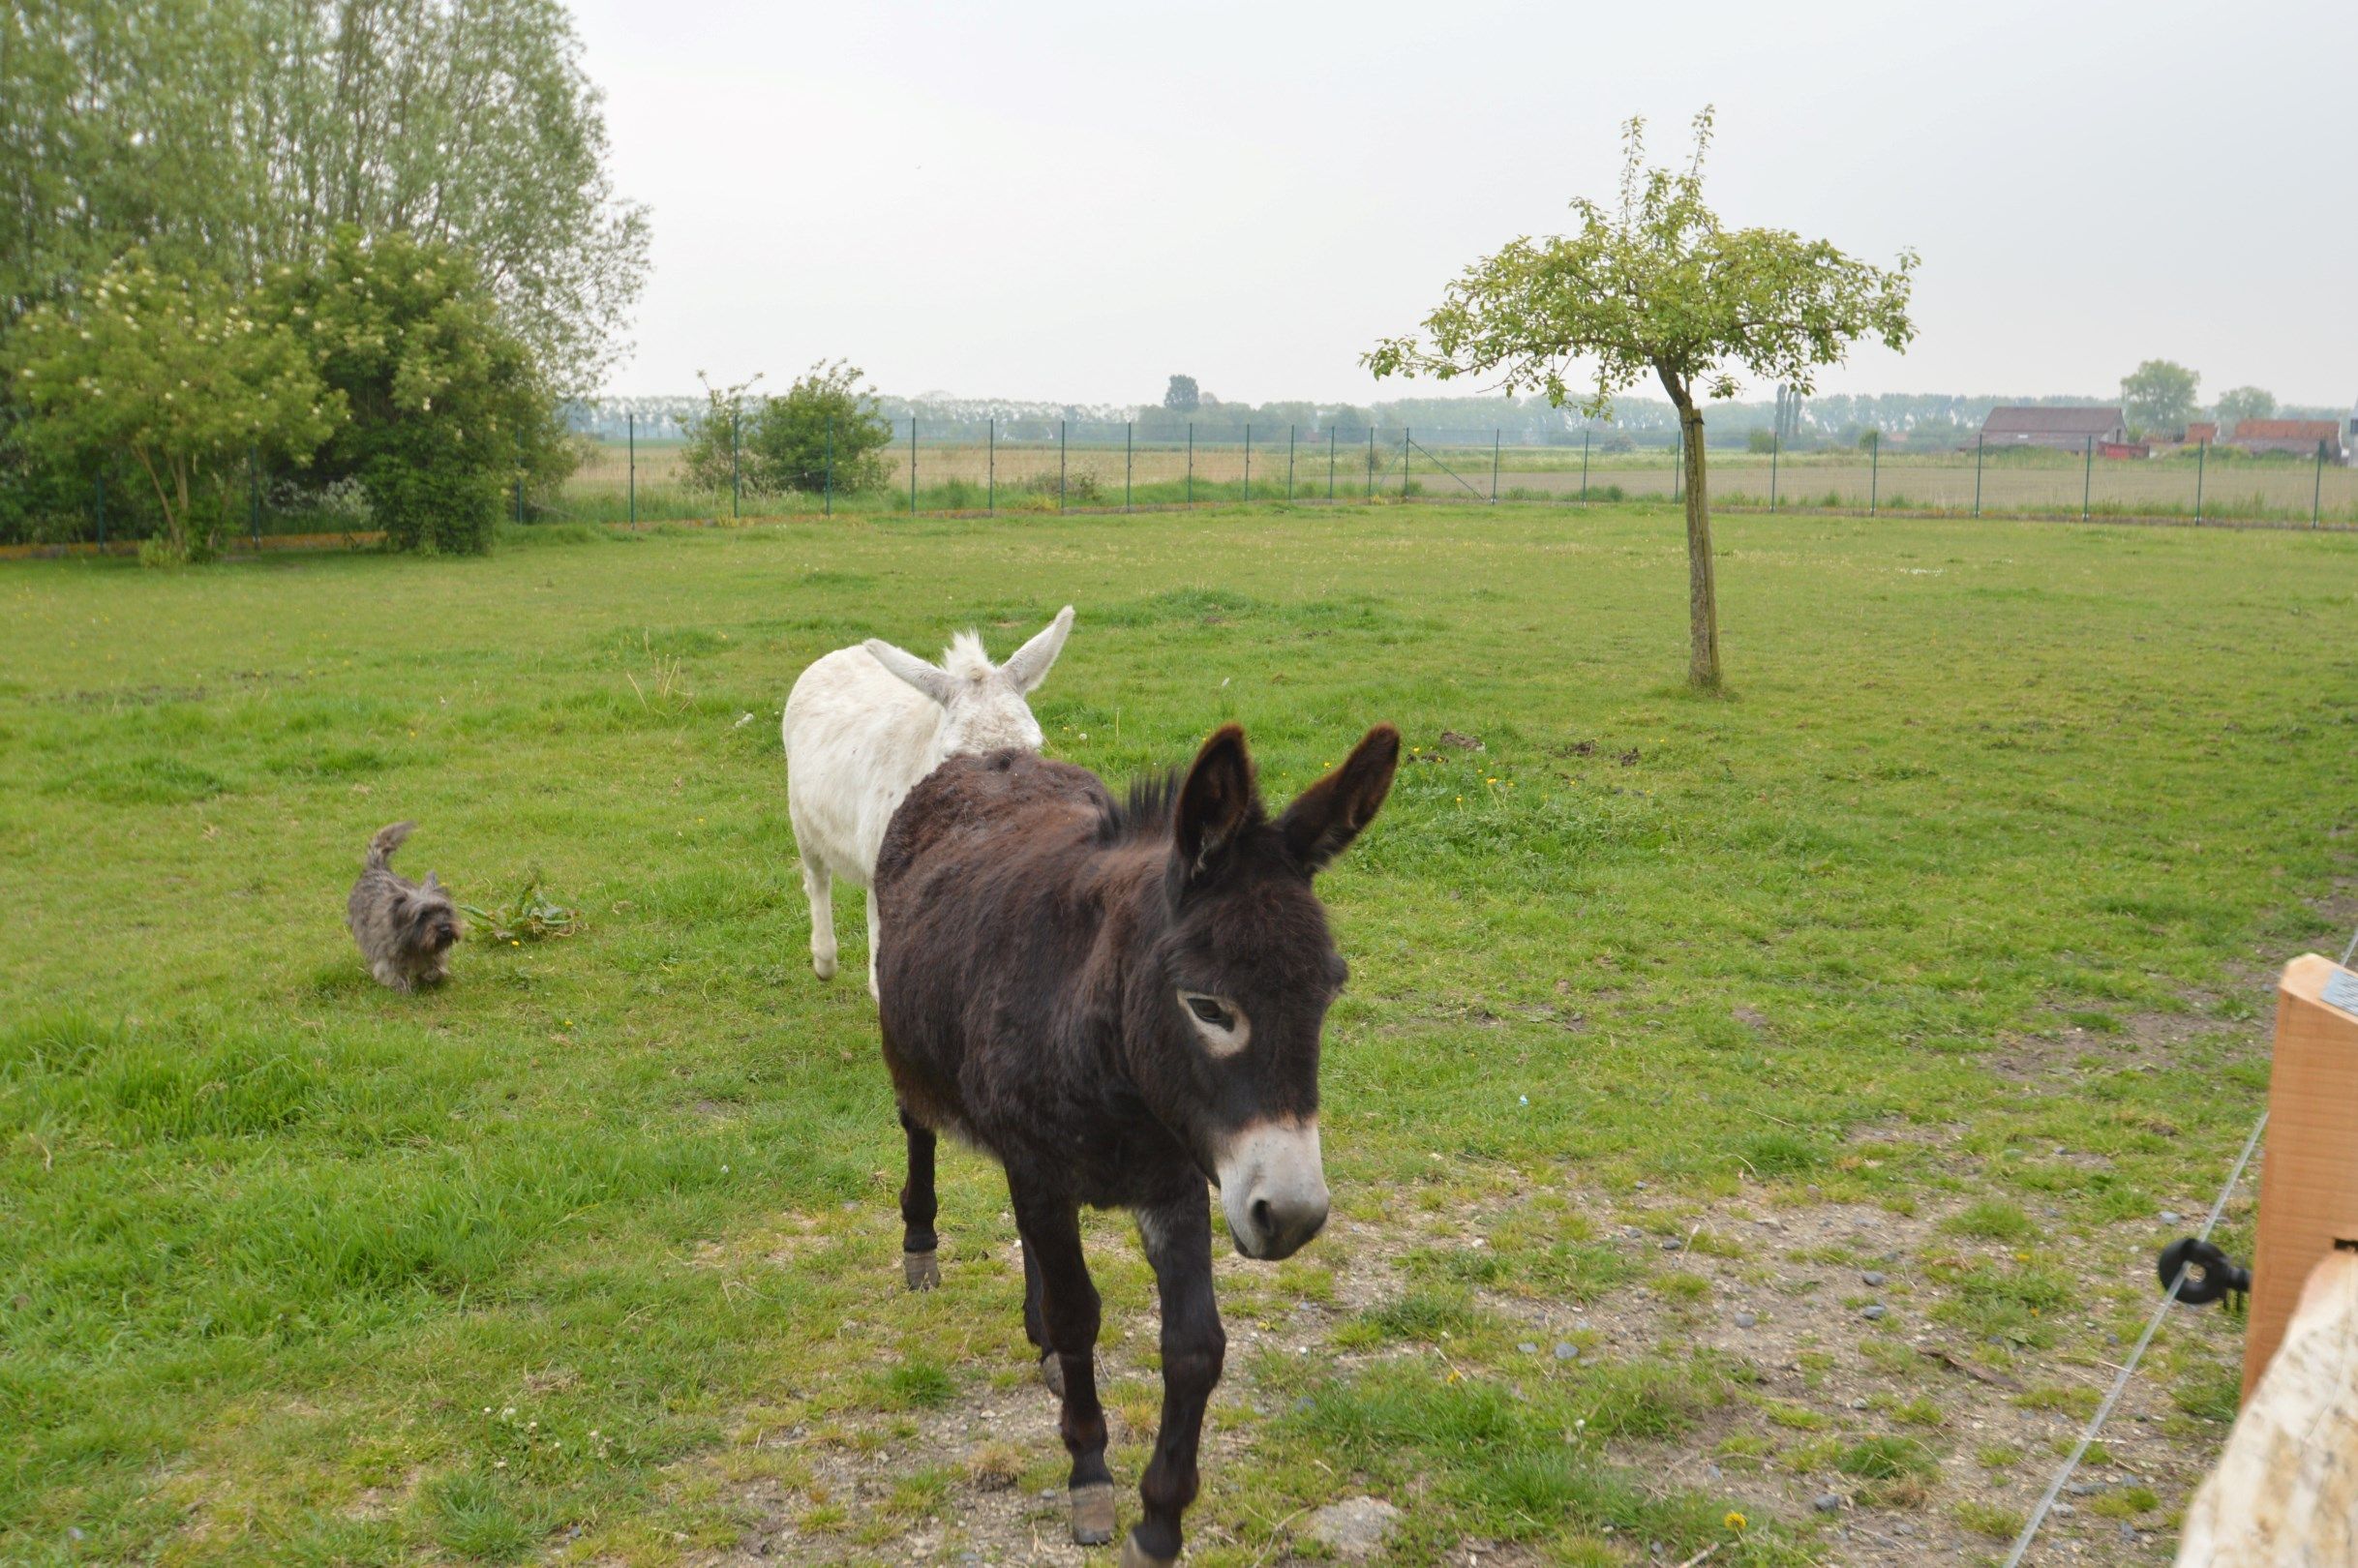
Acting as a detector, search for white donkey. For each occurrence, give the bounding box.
[782,607,1074,996]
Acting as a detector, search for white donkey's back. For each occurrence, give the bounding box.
[782,607,1073,995]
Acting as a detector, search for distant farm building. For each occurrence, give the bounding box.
[2229,419,2345,461]
[1980,407,2128,449]
[2186,421,2219,445]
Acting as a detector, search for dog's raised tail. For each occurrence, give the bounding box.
[366,821,417,871]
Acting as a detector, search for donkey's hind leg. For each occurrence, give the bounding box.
[1011,1181,1114,1546]
[800,851,838,980]
[898,1105,939,1289]
[1023,1231,1063,1395]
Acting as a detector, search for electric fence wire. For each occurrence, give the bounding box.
[1998,1109,2269,1567]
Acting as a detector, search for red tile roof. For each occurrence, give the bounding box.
[2231,420,2339,442]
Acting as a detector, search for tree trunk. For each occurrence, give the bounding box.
[1664,378,1721,689]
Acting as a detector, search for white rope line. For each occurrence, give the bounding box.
[1998,1110,2268,1568]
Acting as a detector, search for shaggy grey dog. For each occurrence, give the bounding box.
[348,821,462,991]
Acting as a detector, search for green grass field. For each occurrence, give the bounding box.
[4,504,2352,1565]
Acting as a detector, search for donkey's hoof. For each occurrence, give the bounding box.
[1119,1534,1177,1568]
[1039,1352,1066,1398]
[812,954,838,980]
[1069,1482,1117,1546]
[902,1250,939,1290]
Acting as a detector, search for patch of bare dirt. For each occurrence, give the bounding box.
[678,1172,2242,1566]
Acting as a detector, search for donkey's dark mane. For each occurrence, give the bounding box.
[1093,768,1183,846]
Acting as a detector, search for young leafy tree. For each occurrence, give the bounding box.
[1163,374,1200,414]
[8,253,337,560]
[1366,109,1916,688]
[680,372,765,495]
[2213,385,2276,430]
[2120,360,2200,437]
[269,228,563,554]
[680,364,893,499]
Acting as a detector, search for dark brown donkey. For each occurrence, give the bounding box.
[873,722,1399,1566]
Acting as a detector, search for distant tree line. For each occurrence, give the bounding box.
[1,0,647,556]
[569,383,2348,454]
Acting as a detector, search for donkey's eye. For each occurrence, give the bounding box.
[1176,991,1249,1055]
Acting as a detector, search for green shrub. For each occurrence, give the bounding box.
[269,228,560,555]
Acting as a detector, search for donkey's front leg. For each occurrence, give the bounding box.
[1125,1191,1226,1568]
[898,1105,939,1289]
[1011,1183,1114,1545]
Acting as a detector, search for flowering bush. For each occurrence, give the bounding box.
[7,254,338,561]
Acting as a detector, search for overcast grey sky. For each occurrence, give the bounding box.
[570,0,2356,409]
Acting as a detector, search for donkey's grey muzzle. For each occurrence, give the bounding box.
[1217,1118,1329,1260]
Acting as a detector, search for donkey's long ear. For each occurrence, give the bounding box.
[1277,725,1401,874]
[999,605,1073,694]
[863,639,958,707]
[1175,724,1261,880]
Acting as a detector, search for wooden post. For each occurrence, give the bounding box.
[2243,952,2358,1401]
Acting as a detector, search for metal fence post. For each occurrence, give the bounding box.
[1244,423,1252,504]
[2314,440,2326,528]
[1973,434,1984,518]
[1366,427,1374,502]
[1327,426,1336,500]
[825,417,834,517]
[1187,423,1194,508]
[2192,437,2204,525]
[907,417,917,515]
[1125,421,1133,513]
[1868,431,1879,516]
[985,417,993,516]
[1402,428,1410,498]
[627,411,636,526]
[731,408,741,519]
[1581,428,1590,505]
[1769,422,1779,512]
[2081,435,2092,522]
[248,445,260,545]
[1059,418,1068,513]
[1491,429,1500,503]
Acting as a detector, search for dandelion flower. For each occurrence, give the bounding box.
[1724,1510,1747,1531]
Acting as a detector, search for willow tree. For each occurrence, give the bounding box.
[1367,110,1916,688]
[0,0,648,391]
